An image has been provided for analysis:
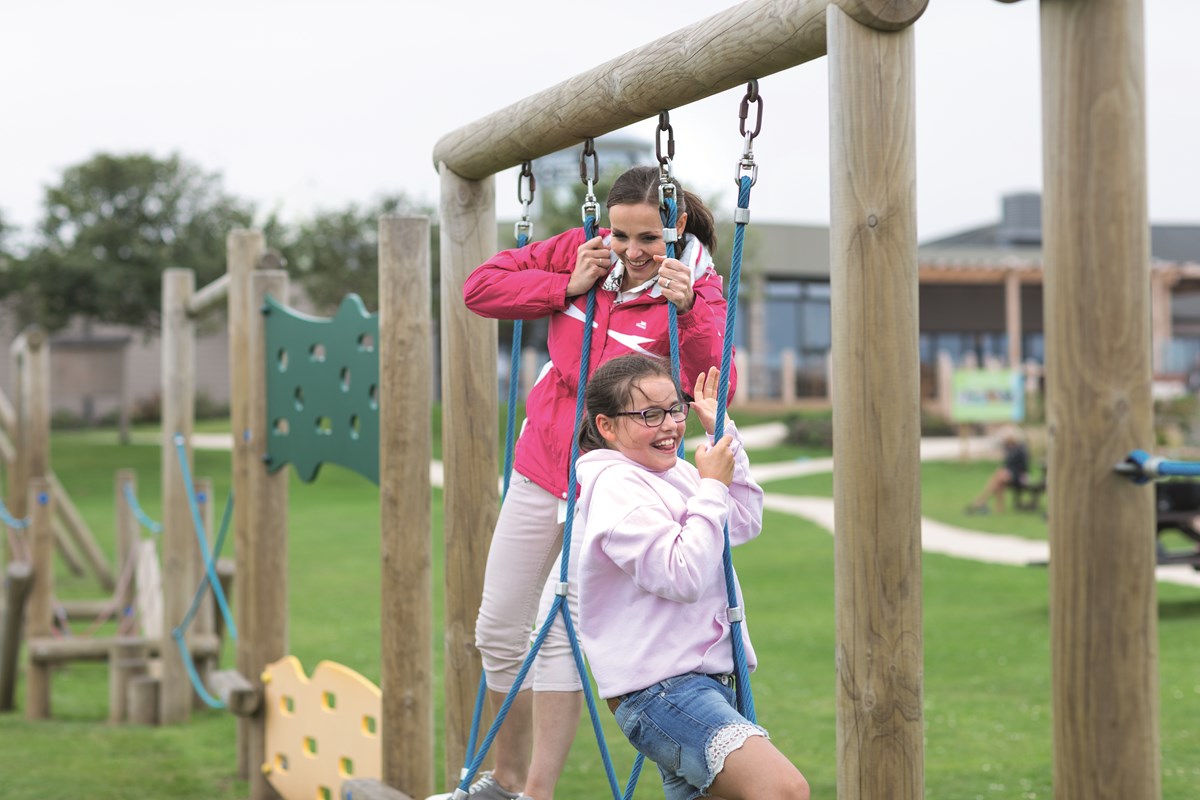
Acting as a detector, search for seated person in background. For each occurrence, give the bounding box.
[966,427,1029,515]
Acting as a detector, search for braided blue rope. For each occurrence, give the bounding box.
[0,497,30,530]
[660,195,684,459]
[455,212,641,800]
[501,226,532,501]
[711,174,756,721]
[1118,449,1200,482]
[464,228,532,771]
[173,435,237,639]
[121,482,162,534]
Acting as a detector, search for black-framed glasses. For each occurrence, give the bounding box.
[612,402,690,428]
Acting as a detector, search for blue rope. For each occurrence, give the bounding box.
[455,212,639,800]
[711,174,756,721]
[169,483,235,709]
[172,435,237,639]
[171,629,227,709]
[660,195,684,459]
[0,497,30,530]
[465,227,532,770]
[121,482,162,534]
[1118,449,1200,483]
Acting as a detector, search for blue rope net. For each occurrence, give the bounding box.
[121,482,163,534]
[0,497,30,530]
[169,434,237,708]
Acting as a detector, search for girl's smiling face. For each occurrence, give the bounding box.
[597,375,687,472]
[608,202,687,291]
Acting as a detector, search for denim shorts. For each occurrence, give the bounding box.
[613,672,768,800]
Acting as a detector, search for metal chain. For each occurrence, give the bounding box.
[736,80,762,188]
[579,138,599,224]
[515,160,535,241]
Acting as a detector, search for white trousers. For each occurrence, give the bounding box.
[475,471,584,693]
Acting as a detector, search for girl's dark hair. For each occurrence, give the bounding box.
[578,353,679,453]
[606,165,717,253]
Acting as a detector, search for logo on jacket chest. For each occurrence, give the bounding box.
[636,320,647,330]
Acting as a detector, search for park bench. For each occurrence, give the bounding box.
[1011,462,1048,513]
[1154,482,1200,570]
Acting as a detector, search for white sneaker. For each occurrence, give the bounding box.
[424,771,524,800]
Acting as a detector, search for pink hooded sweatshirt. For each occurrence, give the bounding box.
[575,422,763,700]
[463,226,736,500]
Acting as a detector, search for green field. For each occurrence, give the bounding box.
[1,427,1197,799]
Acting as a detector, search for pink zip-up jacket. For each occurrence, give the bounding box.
[463,227,737,499]
[575,421,763,700]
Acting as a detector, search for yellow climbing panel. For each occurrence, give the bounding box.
[262,656,383,800]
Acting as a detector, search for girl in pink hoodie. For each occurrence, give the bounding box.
[576,354,808,800]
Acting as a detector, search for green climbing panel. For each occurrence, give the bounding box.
[263,293,380,485]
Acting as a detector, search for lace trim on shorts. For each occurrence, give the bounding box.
[705,722,768,787]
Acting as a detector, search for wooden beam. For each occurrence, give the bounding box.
[438,165,498,789]
[828,8,923,799]
[0,561,33,711]
[246,269,290,800]
[27,633,220,665]
[379,215,434,799]
[186,272,232,317]
[160,267,196,725]
[1040,1,1159,798]
[208,669,262,717]
[49,471,115,591]
[433,0,922,180]
[226,228,263,783]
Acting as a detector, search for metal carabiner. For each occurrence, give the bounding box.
[655,111,675,168]
[579,138,598,187]
[739,80,763,140]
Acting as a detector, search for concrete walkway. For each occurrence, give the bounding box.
[185,426,1200,589]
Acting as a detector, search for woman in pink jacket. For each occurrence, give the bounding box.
[576,354,808,800]
[454,166,737,800]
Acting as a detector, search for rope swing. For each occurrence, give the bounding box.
[454,80,767,793]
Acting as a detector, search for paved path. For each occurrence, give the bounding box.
[186,427,1200,589]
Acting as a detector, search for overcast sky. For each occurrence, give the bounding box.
[3,1,1197,248]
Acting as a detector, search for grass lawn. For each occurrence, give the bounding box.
[0,430,1197,798]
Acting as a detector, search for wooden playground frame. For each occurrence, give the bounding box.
[426,1,1160,799]
[4,2,1161,800]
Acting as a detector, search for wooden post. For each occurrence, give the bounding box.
[780,348,797,405]
[192,476,216,709]
[9,327,49,525]
[160,267,196,725]
[115,469,138,628]
[1040,2,1159,798]
[108,638,149,723]
[1149,269,1172,374]
[24,479,55,720]
[1005,270,1022,369]
[227,228,264,781]
[127,675,161,725]
[438,164,498,789]
[49,473,115,591]
[379,215,434,798]
[245,269,290,800]
[827,7,923,799]
[0,561,32,710]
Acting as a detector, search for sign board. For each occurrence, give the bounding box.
[951,369,1025,423]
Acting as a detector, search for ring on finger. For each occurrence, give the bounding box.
[662,277,672,289]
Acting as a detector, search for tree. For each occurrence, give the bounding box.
[277,194,437,314]
[5,153,254,333]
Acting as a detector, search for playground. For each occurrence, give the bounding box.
[0,423,1194,799]
[2,1,1199,799]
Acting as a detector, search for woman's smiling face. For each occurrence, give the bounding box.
[608,202,687,291]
